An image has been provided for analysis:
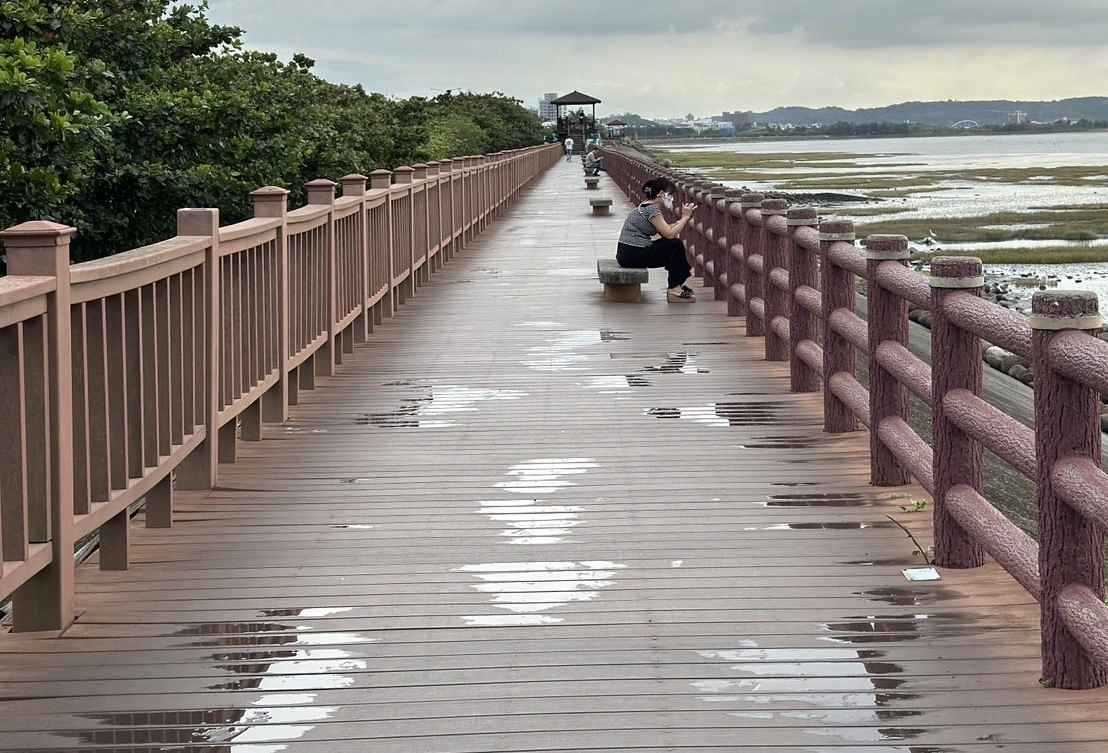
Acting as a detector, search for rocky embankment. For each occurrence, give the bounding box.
[906,289,1108,432]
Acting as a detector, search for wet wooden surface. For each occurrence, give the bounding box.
[3,160,1108,752]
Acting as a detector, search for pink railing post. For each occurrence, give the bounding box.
[787,207,820,392]
[819,220,857,433]
[1031,289,1107,690]
[930,256,988,568]
[1,221,77,632]
[176,208,221,492]
[306,179,337,378]
[341,174,371,344]
[252,187,291,423]
[760,198,789,362]
[369,169,394,319]
[740,193,765,337]
[865,234,911,485]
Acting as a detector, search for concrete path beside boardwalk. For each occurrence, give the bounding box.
[2,158,1107,752]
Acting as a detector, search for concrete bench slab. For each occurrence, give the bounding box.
[584,177,600,189]
[589,197,613,216]
[597,258,648,302]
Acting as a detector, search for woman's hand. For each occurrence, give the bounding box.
[681,203,696,218]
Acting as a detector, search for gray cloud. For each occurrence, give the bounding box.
[204,1,1108,115]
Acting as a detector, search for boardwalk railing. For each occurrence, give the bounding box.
[0,145,561,634]
[607,149,1108,690]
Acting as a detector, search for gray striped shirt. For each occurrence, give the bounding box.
[618,203,661,247]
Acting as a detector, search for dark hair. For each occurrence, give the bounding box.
[643,177,675,199]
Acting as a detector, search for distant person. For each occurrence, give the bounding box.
[585,146,605,175]
[564,136,574,161]
[616,177,697,303]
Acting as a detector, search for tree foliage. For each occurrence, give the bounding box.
[0,1,543,264]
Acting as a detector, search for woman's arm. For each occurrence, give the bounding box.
[649,205,695,239]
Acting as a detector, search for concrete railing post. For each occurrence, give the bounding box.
[819,220,857,433]
[251,187,291,422]
[760,198,789,361]
[306,178,337,377]
[708,188,727,299]
[865,234,911,485]
[1031,290,1106,690]
[930,256,988,569]
[740,194,765,337]
[787,207,820,392]
[175,208,222,491]
[724,191,745,316]
[1,221,77,632]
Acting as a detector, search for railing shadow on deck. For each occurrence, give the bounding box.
[606,149,1108,691]
[0,144,561,635]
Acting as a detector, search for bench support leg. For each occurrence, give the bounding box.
[603,283,642,303]
[591,206,610,216]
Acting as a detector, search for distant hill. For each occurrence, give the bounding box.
[721,97,1108,127]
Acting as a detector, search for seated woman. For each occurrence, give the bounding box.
[584,146,606,175]
[616,177,697,303]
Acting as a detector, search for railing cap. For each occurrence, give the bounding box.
[1030,290,1103,330]
[819,219,855,242]
[761,198,789,215]
[787,207,819,226]
[0,220,76,245]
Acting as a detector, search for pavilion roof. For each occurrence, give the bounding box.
[550,90,601,105]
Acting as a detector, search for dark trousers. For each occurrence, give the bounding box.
[616,240,691,289]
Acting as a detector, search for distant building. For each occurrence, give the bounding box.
[538,93,559,121]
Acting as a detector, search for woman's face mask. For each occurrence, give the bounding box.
[663,193,674,210]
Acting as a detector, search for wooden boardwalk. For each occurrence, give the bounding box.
[3,160,1108,752]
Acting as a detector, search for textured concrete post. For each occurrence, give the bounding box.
[760,198,789,361]
[740,194,765,337]
[709,189,727,298]
[865,234,911,485]
[252,187,291,422]
[1031,290,1107,690]
[175,208,221,490]
[1,221,77,632]
[820,220,857,433]
[724,191,745,316]
[930,257,988,568]
[306,179,337,377]
[787,208,820,392]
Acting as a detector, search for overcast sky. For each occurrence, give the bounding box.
[205,0,1108,118]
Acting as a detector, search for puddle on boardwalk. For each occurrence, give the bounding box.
[452,561,626,626]
[641,352,710,374]
[518,323,608,372]
[741,436,820,450]
[494,458,599,494]
[742,522,880,531]
[481,458,597,545]
[599,329,630,341]
[459,459,627,622]
[63,613,376,751]
[643,402,788,426]
[692,639,937,748]
[357,384,526,428]
[758,493,910,508]
[582,375,653,396]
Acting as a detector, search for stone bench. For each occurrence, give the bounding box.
[584,176,600,189]
[589,197,613,216]
[597,258,648,302]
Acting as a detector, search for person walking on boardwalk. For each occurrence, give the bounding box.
[564,136,574,161]
[615,177,697,302]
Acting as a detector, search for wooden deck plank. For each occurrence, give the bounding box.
[2,161,1107,752]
